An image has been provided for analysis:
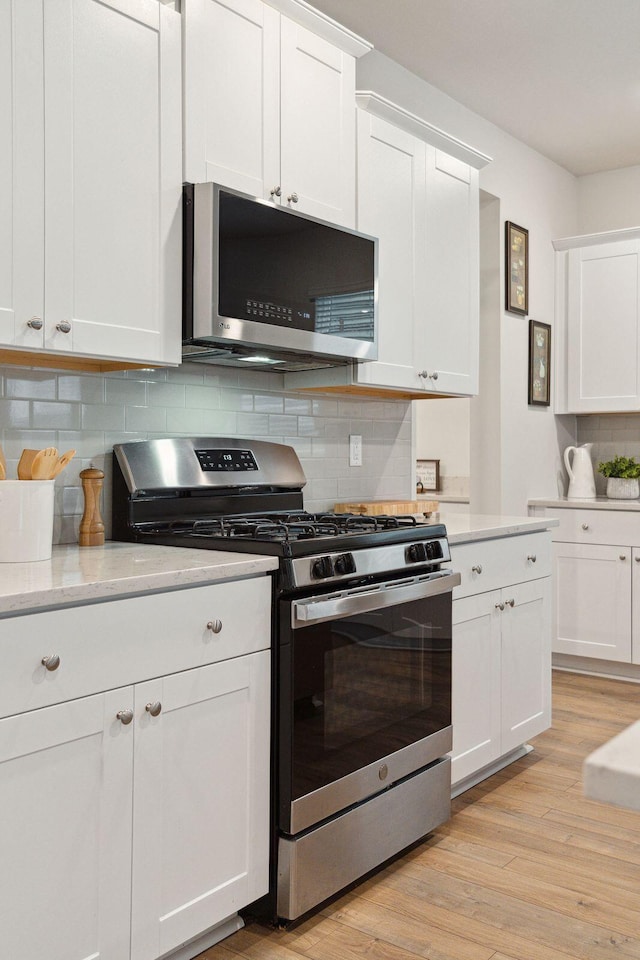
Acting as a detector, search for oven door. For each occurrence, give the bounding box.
[278,570,460,835]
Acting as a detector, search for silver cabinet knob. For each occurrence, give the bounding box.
[506,598,515,607]
[527,554,537,563]
[620,555,627,561]
[207,619,223,634]
[418,370,428,379]
[116,709,133,725]
[56,321,71,334]
[27,317,43,330]
[270,185,281,198]
[287,192,299,204]
[41,654,60,671]
[145,701,162,717]
[471,564,482,574]
[581,523,589,530]
[635,556,640,563]
[495,602,505,611]
[418,370,438,380]
[431,371,439,380]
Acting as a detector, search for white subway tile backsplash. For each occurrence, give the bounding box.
[0,361,411,543]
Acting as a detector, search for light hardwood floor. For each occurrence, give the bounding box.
[198,671,640,960]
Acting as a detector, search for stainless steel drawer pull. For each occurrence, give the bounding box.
[471,564,482,574]
[527,554,537,563]
[41,654,60,671]
[56,321,71,334]
[116,710,133,725]
[581,523,589,530]
[207,619,223,634]
[287,192,299,204]
[27,317,43,330]
[495,602,505,611]
[506,598,515,607]
[270,185,281,197]
[620,555,627,561]
[635,557,640,563]
[145,701,162,717]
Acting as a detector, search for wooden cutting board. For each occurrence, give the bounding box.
[335,500,439,516]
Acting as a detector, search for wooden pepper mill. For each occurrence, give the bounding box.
[79,468,105,547]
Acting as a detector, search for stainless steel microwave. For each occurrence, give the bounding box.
[182,183,378,371]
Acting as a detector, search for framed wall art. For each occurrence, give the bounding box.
[528,319,551,406]
[505,221,529,315]
[416,459,440,492]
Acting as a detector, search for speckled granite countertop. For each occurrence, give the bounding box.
[0,542,278,617]
[441,513,558,545]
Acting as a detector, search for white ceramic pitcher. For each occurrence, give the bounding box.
[564,443,596,500]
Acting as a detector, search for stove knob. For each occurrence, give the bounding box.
[334,552,356,576]
[406,542,427,563]
[311,556,334,579]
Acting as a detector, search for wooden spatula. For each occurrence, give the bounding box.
[30,447,59,480]
[52,449,76,478]
[17,449,39,480]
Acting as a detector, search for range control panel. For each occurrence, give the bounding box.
[195,449,259,472]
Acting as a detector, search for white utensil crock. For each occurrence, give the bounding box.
[0,480,55,562]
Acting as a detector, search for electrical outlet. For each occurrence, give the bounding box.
[349,434,362,467]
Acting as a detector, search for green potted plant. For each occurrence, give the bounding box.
[598,455,640,499]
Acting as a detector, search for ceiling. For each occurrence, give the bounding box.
[309,0,640,177]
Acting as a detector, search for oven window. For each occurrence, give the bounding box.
[288,592,451,802]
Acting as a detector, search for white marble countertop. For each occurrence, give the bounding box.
[0,542,279,617]
[417,493,469,504]
[529,496,640,511]
[584,721,640,812]
[441,513,558,544]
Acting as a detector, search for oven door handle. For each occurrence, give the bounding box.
[291,570,461,628]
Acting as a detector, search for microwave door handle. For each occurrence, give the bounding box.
[291,571,461,629]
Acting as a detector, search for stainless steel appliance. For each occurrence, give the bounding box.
[182,183,377,371]
[112,438,459,922]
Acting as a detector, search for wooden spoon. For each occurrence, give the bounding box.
[52,449,76,478]
[17,449,39,480]
[30,447,59,480]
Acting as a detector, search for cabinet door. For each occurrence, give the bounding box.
[500,578,551,753]
[567,240,640,412]
[451,591,502,785]
[130,651,270,960]
[553,541,632,661]
[0,0,44,349]
[183,0,280,196]
[280,17,355,227]
[355,111,427,390]
[0,689,133,960]
[43,0,181,365]
[420,148,479,395]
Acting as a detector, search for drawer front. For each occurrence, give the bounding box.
[551,508,640,547]
[450,532,551,599]
[0,575,272,719]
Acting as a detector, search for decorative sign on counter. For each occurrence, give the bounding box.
[416,459,440,492]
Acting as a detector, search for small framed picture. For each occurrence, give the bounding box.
[416,459,440,492]
[505,221,529,315]
[528,319,551,406]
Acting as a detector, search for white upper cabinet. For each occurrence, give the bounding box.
[286,93,489,397]
[183,0,369,228]
[555,228,640,413]
[1,0,182,368]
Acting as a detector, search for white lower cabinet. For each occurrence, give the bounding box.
[450,533,552,789]
[0,577,271,960]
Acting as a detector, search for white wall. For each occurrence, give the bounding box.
[577,165,640,234]
[358,51,579,514]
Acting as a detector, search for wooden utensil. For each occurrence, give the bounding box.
[79,468,105,546]
[52,449,76,478]
[17,449,39,480]
[0,444,6,479]
[30,447,59,480]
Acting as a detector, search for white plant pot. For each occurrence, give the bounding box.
[606,477,640,500]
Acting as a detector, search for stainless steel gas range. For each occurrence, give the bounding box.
[112,437,460,922]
